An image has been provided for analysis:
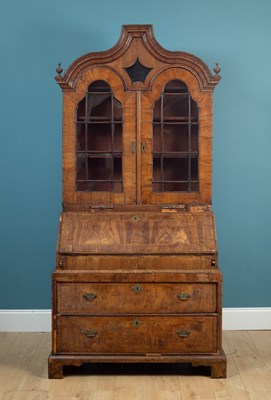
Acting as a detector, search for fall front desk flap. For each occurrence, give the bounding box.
[58,212,217,255]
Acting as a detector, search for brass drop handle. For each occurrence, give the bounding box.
[82,329,97,338]
[177,329,191,338]
[83,293,97,302]
[177,292,191,301]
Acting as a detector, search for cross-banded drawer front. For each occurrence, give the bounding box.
[57,282,217,314]
[56,315,217,354]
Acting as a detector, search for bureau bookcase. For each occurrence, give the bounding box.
[48,25,227,378]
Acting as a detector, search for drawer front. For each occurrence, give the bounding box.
[61,255,215,270]
[56,316,217,354]
[57,283,216,314]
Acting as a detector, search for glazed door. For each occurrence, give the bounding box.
[141,68,213,205]
[62,67,137,207]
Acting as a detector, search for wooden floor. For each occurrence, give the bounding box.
[0,331,270,399]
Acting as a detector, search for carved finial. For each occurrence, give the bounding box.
[56,62,63,77]
[213,62,221,76]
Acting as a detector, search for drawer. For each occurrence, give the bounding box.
[56,315,217,354]
[57,283,216,314]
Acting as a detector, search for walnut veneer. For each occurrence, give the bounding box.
[48,25,226,379]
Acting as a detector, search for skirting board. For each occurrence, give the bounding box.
[0,308,270,332]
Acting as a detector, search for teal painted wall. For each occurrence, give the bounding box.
[0,0,270,308]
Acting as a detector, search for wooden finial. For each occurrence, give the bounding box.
[56,62,63,77]
[213,62,221,76]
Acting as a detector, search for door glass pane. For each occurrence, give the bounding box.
[163,124,189,152]
[77,98,86,121]
[164,182,189,191]
[113,98,122,121]
[190,182,199,191]
[113,182,122,192]
[153,98,161,122]
[87,94,112,119]
[153,125,162,152]
[88,156,112,180]
[77,182,87,191]
[163,157,189,181]
[163,80,188,93]
[87,123,112,152]
[191,99,199,121]
[163,95,189,119]
[76,123,85,151]
[114,157,122,181]
[191,157,198,180]
[191,124,199,152]
[153,183,162,192]
[87,181,111,191]
[114,124,123,152]
[88,80,111,92]
[77,156,86,180]
[153,156,162,181]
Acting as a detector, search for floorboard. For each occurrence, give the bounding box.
[0,331,270,400]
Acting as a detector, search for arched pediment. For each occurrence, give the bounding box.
[55,25,221,92]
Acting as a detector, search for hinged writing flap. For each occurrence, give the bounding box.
[58,211,217,255]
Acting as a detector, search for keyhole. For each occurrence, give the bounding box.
[131,283,143,293]
[132,318,142,328]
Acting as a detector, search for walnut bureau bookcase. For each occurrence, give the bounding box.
[48,25,227,379]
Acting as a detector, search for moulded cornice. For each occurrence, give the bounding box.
[55,25,221,92]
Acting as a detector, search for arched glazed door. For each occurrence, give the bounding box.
[141,67,213,205]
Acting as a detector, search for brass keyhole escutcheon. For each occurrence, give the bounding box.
[131,283,143,294]
[131,215,141,222]
[132,318,142,328]
[141,142,146,152]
